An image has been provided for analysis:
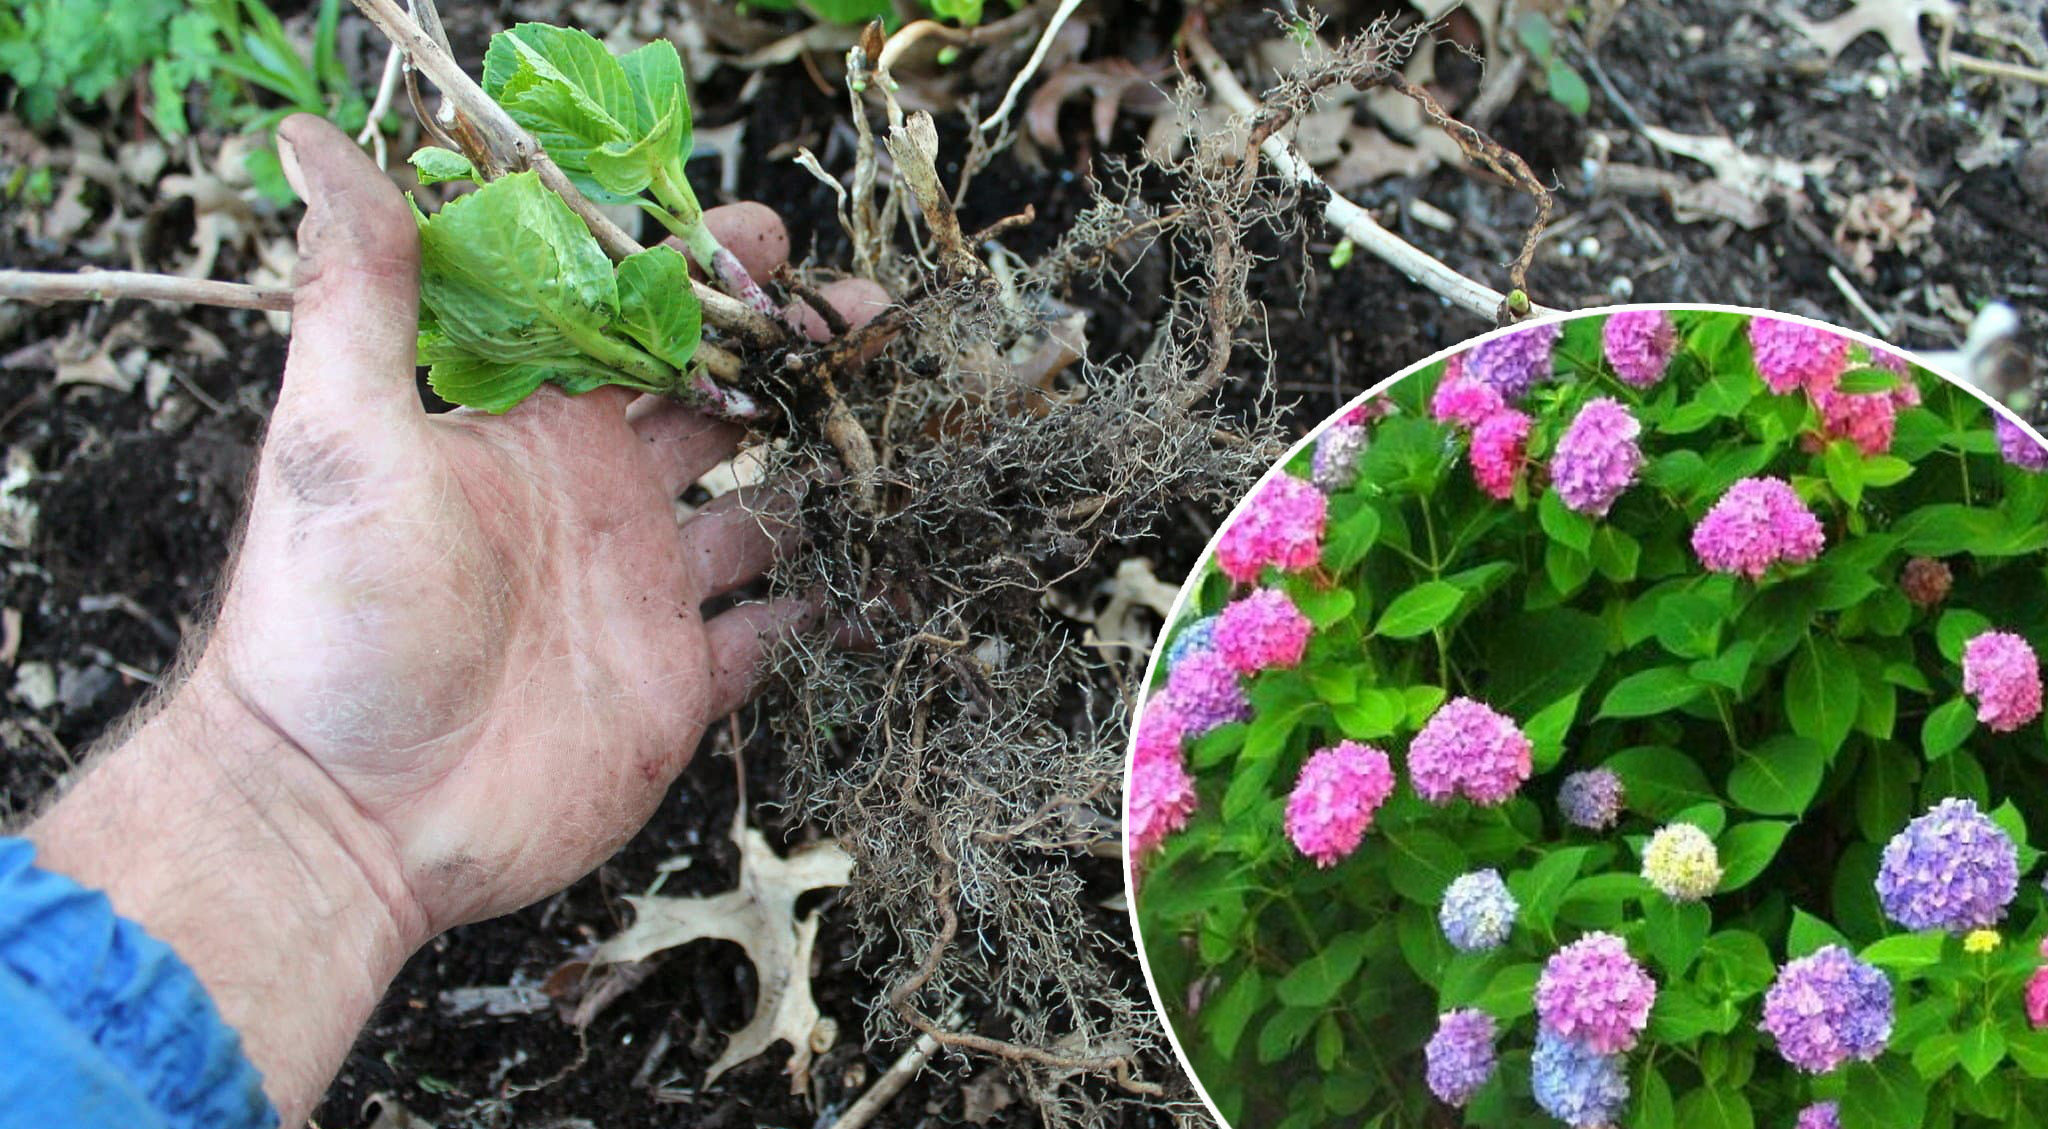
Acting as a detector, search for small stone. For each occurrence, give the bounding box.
[57,661,119,717]
[12,662,56,710]
[1608,276,1635,300]
[1577,235,1602,260]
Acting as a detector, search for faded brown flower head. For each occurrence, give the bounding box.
[1901,556,1952,608]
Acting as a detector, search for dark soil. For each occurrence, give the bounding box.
[3,0,2044,1125]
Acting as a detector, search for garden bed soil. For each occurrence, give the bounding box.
[3,0,2045,1125]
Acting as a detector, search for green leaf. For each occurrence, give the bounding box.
[408,145,474,185]
[1727,735,1826,817]
[1202,971,1265,1060]
[1958,1019,2006,1081]
[799,0,897,23]
[1255,1006,1320,1065]
[1374,581,1462,638]
[1839,366,1899,394]
[1826,439,1867,506]
[1691,639,1757,692]
[1590,524,1641,582]
[1545,539,1593,595]
[1321,496,1381,574]
[1840,1057,1928,1129]
[1605,746,1717,819]
[416,172,669,412]
[1788,907,1850,958]
[1385,827,1466,903]
[484,24,668,205]
[587,95,686,196]
[1473,962,1540,1021]
[1545,58,1591,115]
[1786,636,1860,754]
[1635,1064,1676,1129]
[1486,608,1608,716]
[613,246,701,369]
[1860,932,1945,976]
[1855,745,1920,843]
[1524,692,1579,773]
[1275,931,1371,1008]
[1654,593,1723,659]
[617,38,690,145]
[1598,666,1705,719]
[1936,609,1992,663]
[1921,697,1976,761]
[1676,1085,1753,1129]
[1539,488,1592,551]
[1291,585,1357,629]
[1897,504,2048,557]
[1644,897,1711,976]
[1717,821,1792,890]
[1510,846,1591,933]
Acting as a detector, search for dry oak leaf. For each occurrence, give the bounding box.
[593,824,853,1092]
[1637,126,1838,221]
[1781,0,1957,74]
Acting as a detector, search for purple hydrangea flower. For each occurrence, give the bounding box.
[1163,651,1247,736]
[1426,1009,1498,1107]
[1998,416,2048,472]
[1551,397,1644,517]
[1530,1028,1630,1128]
[1963,629,2043,732]
[1284,741,1396,867]
[1164,614,1218,670]
[1213,588,1313,675]
[1558,769,1625,831]
[1691,476,1826,578]
[1466,321,1563,400]
[1408,697,1533,806]
[1312,422,1369,493]
[1440,868,1519,952]
[1797,1102,1842,1129]
[1876,797,2019,932]
[1602,309,1676,387]
[1760,944,1893,1073]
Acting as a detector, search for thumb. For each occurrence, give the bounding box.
[275,113,421,422]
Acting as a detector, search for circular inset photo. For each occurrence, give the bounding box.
[1127,306,2048,1129]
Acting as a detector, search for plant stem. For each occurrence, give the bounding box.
[649,167,779,319]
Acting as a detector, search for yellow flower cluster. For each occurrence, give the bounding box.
[1641,823,1722,902]
[1964,929,2002,955]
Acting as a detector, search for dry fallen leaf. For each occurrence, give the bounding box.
[1025,60,1170,151]
[1781,0,1957,74]
[1833,181,1934,277]
[1635,126,1837,223]
[593,818,852,1093]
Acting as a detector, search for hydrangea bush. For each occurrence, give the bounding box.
[1131,309,2048,1129]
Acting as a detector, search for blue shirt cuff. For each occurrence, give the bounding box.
[0,836,277,1129]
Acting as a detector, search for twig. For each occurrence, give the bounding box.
[977,0,1085,135]
[1827,264,1892,337]
[1183,21,1561,322]
[1948,50,2048,87]
[824,1004,962,1129]
[346,0,785,354]
[0,270,293,311]
[1384,72,1552,301]
[356,44,405,168]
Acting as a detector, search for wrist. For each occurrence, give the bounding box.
[26,660,429,1123]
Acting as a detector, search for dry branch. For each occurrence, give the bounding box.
[1183,21,1562,322]
[0,270,294,311]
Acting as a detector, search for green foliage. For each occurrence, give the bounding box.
[1513,11,1591,117]
[1138,309,2048,1128]
[0,0,186,124]
[413,173,701,411]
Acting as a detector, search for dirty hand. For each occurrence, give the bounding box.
[26,113,885,1124]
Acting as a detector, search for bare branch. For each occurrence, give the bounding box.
[0,270,293,311]
[1183,22,1562,322]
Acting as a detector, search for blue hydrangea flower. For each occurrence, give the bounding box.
[1531,1028,1630,1127]
[1426,1009,1497,1106]
[1440,868,1518,952]
[1558,768,1625,831]
[1876,797,2019,932]
[1164,615,1218,670]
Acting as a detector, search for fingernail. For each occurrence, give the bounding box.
[275,132,308,203]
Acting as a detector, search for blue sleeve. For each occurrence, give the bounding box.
[0,837,277,1129]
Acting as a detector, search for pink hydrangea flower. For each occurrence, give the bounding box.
[1691,476,1826,579]
[1285,741,1396,867]
[1215,474,1327,584]
[1408,697,1532,806]
[1602,309,1676,387]
[1470,409,1532,501]
[1962,630,2043,733]
[1810,383,1898,455]
[1432,375,1505,431]
[1133,698,1188,764]
[1750,316,1851,395]
[1551,397,1643,517]
[1213,588,1313,674]
[1129,740,1198,856]
[2030,967,2048,1029]
[1535,931,1657,1053]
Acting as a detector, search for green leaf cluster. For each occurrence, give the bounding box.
[1139,309,2048,1129]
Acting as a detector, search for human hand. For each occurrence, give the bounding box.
[27,113,885,1124]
